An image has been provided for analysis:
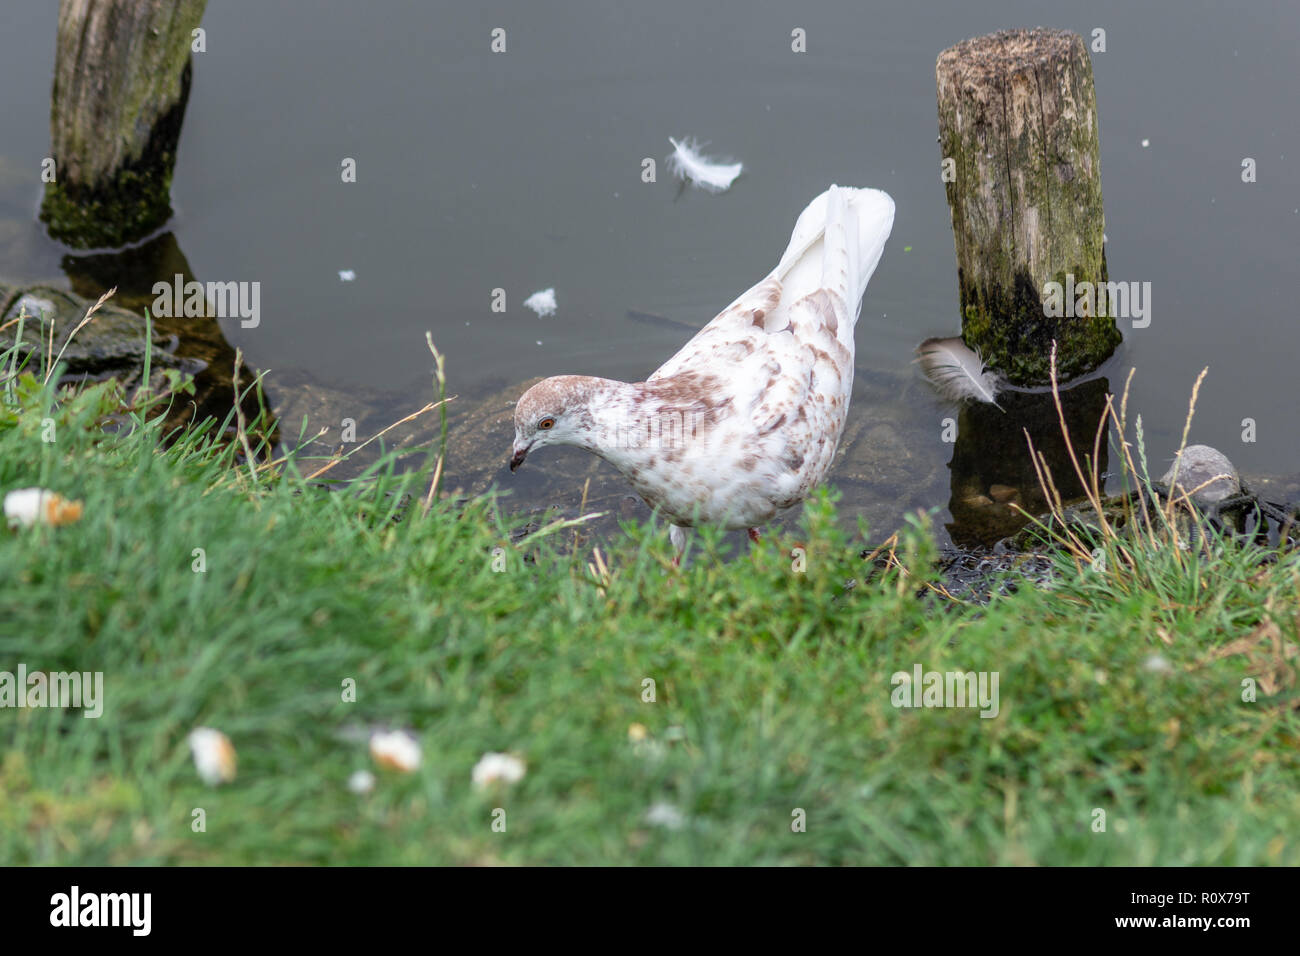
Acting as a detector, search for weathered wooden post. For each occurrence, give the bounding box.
[40,0,208,249]
[936,28,1120,386]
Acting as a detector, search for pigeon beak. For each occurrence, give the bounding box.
[509,441,530,473]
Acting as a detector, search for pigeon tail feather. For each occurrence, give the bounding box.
[771,186,895,330]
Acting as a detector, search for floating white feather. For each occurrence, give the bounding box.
[667,137,743,193]
[523,288,557,317]
[916,337,1004,408]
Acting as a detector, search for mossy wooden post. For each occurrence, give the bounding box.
[937,28,1120,386]
[40,0,208,249]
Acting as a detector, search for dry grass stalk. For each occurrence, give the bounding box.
[231,349,261,486]
[304,399,449,482]
[420,333,449,518]
[44,287,116,385]
[861,529,968,605]
[1014,341,1220,580]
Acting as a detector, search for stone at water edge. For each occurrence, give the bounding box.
[0,284,179,378]
[1160,445,1241,505]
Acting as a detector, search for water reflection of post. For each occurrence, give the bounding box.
[946,379,1110,547]
[62,234,270,442]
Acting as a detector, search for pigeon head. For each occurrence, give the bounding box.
[510,375,613,472]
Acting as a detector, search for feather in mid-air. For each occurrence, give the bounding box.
[510,185,895,559]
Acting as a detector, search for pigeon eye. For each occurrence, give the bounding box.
[537,417,555,430]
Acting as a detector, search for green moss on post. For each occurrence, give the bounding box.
[40,130,183,249]
[937,28,1120,386]
[39,0,207,249]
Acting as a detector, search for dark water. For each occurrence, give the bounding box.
[2,1,1297,544]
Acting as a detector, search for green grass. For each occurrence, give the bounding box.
[1,362,1298,865]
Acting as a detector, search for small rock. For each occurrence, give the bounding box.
[1160,445,1240,504]
[12,295,55,320]
[988,484,1019,503]
[1,284,176,377]
[963,494,994,508]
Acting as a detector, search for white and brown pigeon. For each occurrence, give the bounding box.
[510,185,895,558]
